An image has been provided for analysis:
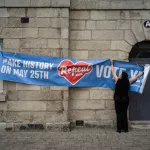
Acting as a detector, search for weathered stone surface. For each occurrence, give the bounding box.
[144,28,150,40]
[105,100,114,110]
[41,91,63,101]
[20,39,47,49]
[0,27,2,33]
[27,8,37,17]
[111,41,132,52]
[132,20,145,42]
[0,80,3,91]
[86,21,95,29]
[16,83,40,91]
[70,110,95,120]
[0,28,22,38]
[69,51,88,59]
[50,86,68,91]
[0,18,7,28]
[70,11,90,20]
[92,30,124,40]
[31,111,68,122]
[3,48,19,53]
[22,28,38,38]
[95,110,116,120]
[31,0,50,7]
[37,8,61,17]
[7,101,46,111]
[8,91,18,101]
[46,122,70,132]
[0,94,6,102]
[5,0,30,7]
[52,0,70,7]
[60,40,68,49]
[70,100,105,110]
[46,101,63,112]
[96,21,117,29]
[84,120,114,128]
[7,8,25,17]
[0,123,7,131]
[70,0,145,9]
[70,89,89,100]
[15,123,45,131]
[0,0,4,7]
[90,89,113,100]
[6,81,16,91]
[70,20,85,29]
[70,41,110,50]
[7,18,23,27]
[88,50,128,60]
[70,31,91,40]
[4,39,20,49]
[125,30,137,46]
[61,48,69,57]
[2,112,31,122]
[110,0,144,9]
[63,100,68,111]
[7,18,50,28]
[39,28,60,38]
[106,11,120,20]
[51,18,69,28]
[18,91,41,100]
[120,11,130,19]
[139,11,150,19]
[130,11,142,20]
[62,8,69,17]
[117,20,131,29]
[63,91,69,101]
[48,39,61,48]
[91,11,105,20]
[0,8,8,17]
[61,29,68,39]
[0,103,7,111]
[30,48,61,57]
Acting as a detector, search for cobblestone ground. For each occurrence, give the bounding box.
[0,128,150,150]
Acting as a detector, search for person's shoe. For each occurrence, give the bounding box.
[117,130,121,133]
[124,129,128,133]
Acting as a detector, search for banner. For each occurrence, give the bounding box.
[0,52,148,93]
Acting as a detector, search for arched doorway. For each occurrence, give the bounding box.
[129,41,150,120]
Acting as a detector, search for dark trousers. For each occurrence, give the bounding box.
[115,101,129,131]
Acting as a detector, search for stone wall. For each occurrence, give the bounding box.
[69,10,150,126]
[0,7,70,130]
[0,0,150,130]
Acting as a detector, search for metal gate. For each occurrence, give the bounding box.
[129,58,150,120]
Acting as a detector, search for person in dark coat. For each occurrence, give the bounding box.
[111,61,144,133]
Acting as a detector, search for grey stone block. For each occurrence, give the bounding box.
[46,122,70,132]
[14,123,45,131]
[0,123,14,131]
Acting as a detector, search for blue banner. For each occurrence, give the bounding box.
[0,52,145,93]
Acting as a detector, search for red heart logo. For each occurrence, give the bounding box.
[58,60,93,85]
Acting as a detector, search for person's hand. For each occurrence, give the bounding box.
[110,60,113,65]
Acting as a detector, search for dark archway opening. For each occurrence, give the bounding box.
[129,41,150,59]
[129,41,150,121]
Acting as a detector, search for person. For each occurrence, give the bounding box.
[111,60,144,133]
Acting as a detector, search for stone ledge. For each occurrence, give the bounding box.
[0,0,70,8]
[70,120,114,129]
[130,121,150,129]
[46,122,70,132]
[0,123,14,131]
[0,122,71,132]
[14,123,45,131]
